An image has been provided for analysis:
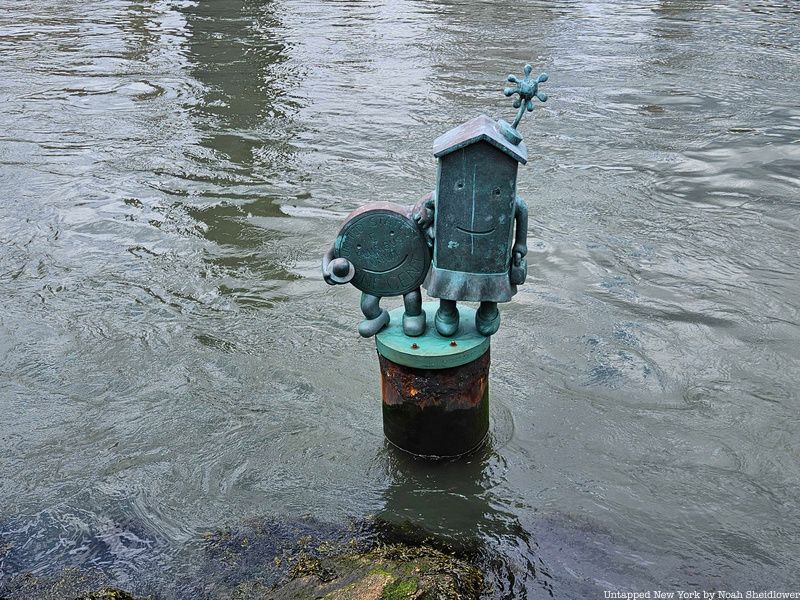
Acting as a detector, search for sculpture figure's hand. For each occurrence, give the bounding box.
[413,206,434,230]
[322,262,337,285]
[411,193,436,249]
[510,249,528,285]
[413,208,434,252]
[322,245,355,286]
[510,197,528,285]
[325,257,354,285]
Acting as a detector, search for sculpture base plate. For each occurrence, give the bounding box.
[375,302,490,370]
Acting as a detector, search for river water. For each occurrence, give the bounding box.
[1,0,798,597]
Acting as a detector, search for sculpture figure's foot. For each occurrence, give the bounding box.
[435,302,459,337]
[358,309,390,337]
[475,304,500,336]
[402,312,426,337]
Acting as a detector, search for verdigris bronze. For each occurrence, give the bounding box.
[322,202,431,337]
[323,64,547,339]
[498,64,548,145]
[414,64,547,336]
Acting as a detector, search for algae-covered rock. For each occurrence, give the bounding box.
[77,589,142,600]
[0,517,486,599]
[197,517,484,599]
[274,542,484,599]
[0,568,148,600]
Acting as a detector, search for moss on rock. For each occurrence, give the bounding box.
[380,577,418,599]
[275,542,483,599]
[0,517,486,599]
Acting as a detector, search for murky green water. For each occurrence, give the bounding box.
[1,0,799,597]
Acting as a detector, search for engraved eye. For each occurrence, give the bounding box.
[493,187,501,196]
[357,244,362,249]
[457,182,464,189]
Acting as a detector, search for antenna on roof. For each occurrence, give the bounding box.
[498,64,548,145]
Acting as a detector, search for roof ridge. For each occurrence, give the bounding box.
[432,114,528,165]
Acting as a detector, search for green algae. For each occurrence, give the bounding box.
[77,590,142,600]
[1,517,485,599]
[271,539,483,599]
[380,577,418,599]
[189,516,482,598]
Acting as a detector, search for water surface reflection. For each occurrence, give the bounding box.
[1,0,799,596]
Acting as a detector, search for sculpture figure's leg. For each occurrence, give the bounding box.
[402,288,426,337]
[359,293,390,337]
[475,301,500,336]
[434,299,459,337]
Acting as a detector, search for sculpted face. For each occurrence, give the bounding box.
[448,182,512,247]
[434,144,518,274]
[335,207,430,297]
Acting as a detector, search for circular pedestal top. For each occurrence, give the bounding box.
[375,302,490,370]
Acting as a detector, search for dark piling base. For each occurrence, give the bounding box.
[379,350,490,458]
[374,303,492,458]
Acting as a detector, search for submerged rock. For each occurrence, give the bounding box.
[0,568,144,600]
[274,543,484,599]
[199,517,484,599]
[0,516,486,599]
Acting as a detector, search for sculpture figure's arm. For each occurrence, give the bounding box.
[412,192,436,246]
[322,243,354,285]
[512,196,528,265]
[321,244,336,285]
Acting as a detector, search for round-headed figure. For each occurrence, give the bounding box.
[322,202,431,337]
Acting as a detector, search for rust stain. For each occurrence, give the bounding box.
[378,350,490,411]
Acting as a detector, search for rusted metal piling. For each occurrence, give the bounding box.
[376,303,490,457]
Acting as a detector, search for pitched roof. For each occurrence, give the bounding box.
[432,114,528,164]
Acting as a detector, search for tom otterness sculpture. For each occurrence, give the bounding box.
[323,65,548,338]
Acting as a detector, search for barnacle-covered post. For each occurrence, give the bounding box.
[322,65,548,458]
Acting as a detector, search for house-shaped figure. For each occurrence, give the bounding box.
[425,114,528,304]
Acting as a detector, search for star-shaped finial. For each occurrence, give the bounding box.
[504,64,548,129]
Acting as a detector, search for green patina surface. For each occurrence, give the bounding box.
[375,302,489,369]
[333,206,430,298]
[502,63,548,132]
